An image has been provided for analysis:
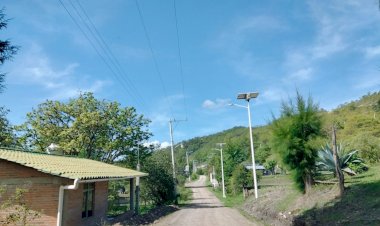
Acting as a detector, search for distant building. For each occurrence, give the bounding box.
[0,148,147,226]
[244,164,270,175]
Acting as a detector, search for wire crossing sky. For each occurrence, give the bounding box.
[1,0,380,147]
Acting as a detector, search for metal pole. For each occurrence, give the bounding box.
[247,100,258,199]
[220,145,226,198]
[169,119,176,179]
[135,162,140,215]
[186,151,190,181]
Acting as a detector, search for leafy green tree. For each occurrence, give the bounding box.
[0,107,14,146]
[228,164,252,195]
[264,159,277,175]
[140,150,176,205]
[19,92,151,163]
[0,8,18,93]
[223,139,249,185]
[316,144,366,175]
[256,143,272,164]
[272,92,322,193]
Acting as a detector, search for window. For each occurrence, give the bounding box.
[82,183,95,218]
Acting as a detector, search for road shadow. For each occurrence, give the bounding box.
[185,184,211,189]
[110,205,179,226]
[293,181,380,226]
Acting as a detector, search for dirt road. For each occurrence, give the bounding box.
[153,175,256,226]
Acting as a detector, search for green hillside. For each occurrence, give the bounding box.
[182,91,380,167]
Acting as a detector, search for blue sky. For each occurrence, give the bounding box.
[1,0,380,147]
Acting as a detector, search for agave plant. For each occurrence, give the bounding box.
[316,144,366,176]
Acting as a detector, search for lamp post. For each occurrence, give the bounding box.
[214,143,226,198]
[234,92,259,199]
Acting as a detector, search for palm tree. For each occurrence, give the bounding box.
[316,144,366,176]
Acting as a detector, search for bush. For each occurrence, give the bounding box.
[141,152,176,205]
[191,172,199,181]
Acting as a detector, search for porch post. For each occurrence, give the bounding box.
[129,178,135,212]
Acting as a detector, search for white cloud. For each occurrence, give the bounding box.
[7,44,109,100]
[160,142,171,149]
[284,0,380,83]
[202,98,231,109]
[288,68,313,81]
[364,45,380,58]
[261,88,287,102]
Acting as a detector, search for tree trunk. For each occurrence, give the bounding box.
[303,173,313,194]
[332,125,344,197]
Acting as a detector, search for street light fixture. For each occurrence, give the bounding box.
[235,92,259,199]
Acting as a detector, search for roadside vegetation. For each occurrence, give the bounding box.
[192,91,380,225]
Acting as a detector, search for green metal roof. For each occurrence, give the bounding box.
[0,148,147,180]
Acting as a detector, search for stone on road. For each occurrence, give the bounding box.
[153,175,256,226]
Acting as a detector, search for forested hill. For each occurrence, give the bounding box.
[182,91,380,165]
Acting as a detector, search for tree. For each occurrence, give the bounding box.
[222,139,249,185]
[19,92,151,163]
[0,107,14,146]
[229,164,252,195]
[140,150,176,205]
[271,92,322,193]
[0,8,18,93]
[0,186,41,225]
[264,159,277,175]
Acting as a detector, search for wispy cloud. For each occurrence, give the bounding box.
[7,44,109,100]
[202,98,231,109]
[364,45,380,58]
[284,0,380,83]
[288,67,313,81]
[214,15,286,79]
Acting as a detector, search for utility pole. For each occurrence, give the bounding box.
[168,118,187,204]
[169,119,176,179]
[186,151,190,181]
[216,143,226,198]
[135,145,140,215]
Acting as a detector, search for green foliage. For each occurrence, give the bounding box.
[256,143,272,164]
[0,107,15,146]
[196,168,204,175]
[272,92,322,193]
[0,8,18,93]
[19,92,152,163]
[264,159,277,175]
[228,164,252,195]
[140,150,175,205]
[316,144,367,175]
[178,186,192,204]
[347,133,380,163]
[0,187,41,225]
[191,172,198,181]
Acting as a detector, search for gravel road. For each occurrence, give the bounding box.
[152,175,256,226]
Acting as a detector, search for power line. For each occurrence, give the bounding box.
[74,0,147,107]
[134,0,174,118]
[58,0,147,109]
[173,0,188,120]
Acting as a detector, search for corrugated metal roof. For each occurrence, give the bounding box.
[0,148,147,180]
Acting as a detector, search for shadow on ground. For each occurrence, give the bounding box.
[293,181,380,226]
[110,205,179,226]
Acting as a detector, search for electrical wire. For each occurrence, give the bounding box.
[173,0,188,120]
[58,0,147,109]
[134,0,174,118]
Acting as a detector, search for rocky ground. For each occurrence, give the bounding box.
[110,205,179,226]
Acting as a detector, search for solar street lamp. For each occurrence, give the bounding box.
[235,92,259,199]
